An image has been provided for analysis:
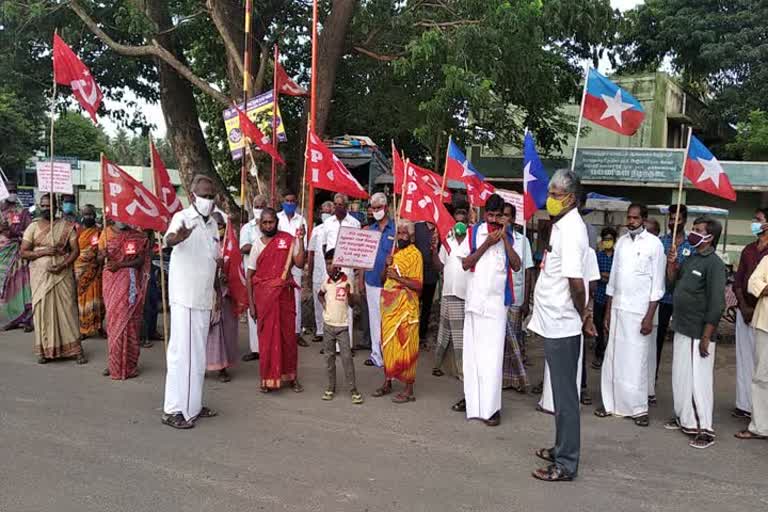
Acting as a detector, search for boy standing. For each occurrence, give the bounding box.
[319,249,363,404]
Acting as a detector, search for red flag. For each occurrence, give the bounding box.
[275,61,308,96]
[222,220,249,315]
[102,157,171,232]
[150,141,184,215]
[392,141,405,191]
[406,161,452,204]
[465,176,496,207]
[400,166,455,242]
[236,107,286,165]
[52,34,103,124]
[306,130,369,199]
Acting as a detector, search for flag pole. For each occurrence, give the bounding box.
[149,137,169,351]
[306,0,319,239]
[245,143,264,196]
[521,127,529,302]
[299,123,310,230]
[440,135,451,195]
[393,159,408,255]
[671,127,693,246]
[240,0,253,223]
[271,44,279,208]
[49,30,59,246]
[570,63,590,172]
[391,140,399,223]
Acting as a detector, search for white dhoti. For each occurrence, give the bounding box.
[601,309,651,417]
[248,315,259,353]
[672,333,716,434]
[312,281,324,337]
[366,285,383,367]
[748,330,768,436]
[735,310,756,413]
[292,269,303,335]
[648,326,658,397]
[539,336,583,413]
[163,304,211,421]
[463,311,506,420]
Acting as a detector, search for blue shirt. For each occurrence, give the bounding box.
[660,232,692,304]
[595,250,614,305]
[364,219,396,287]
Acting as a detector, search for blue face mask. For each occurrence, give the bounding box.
[62,202,76,215]
[752,222,765,237]
[282,202,297,216]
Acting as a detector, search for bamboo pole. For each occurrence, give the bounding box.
[671,127,693,248]
[440,135,451,195]
[570,64,590,172]
[271,44,279,208]
[48,31,59,351]
[149,138,169,351]
[239,0,253,223]
[306,0,319,239]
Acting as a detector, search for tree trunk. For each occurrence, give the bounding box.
[144,0,238,213]
[316,0,357,137]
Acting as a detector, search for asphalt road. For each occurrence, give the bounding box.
[1,328,766,512]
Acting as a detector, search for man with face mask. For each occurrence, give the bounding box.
[0,181,33,331]
[239,194,267,362]
[73,204,104,338]
[307,201,335,343]
[60,194,78,224]
[20,194,86,364]
[161,175,221,429]
[664,216,726,449]
[246,208,306,393]
[594,204,665,428]
[277,190,308,347]
[362,192,396,367]
[731,208,768,419]
[453,194,521,427]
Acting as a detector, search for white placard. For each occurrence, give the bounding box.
[331,226,383,270]
[36,161,73,194]
[495,189,525,226]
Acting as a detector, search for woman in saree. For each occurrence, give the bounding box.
[74,204,104,338]
[99,222,150,379]
[20,194,86,364]
[0,182,33,331]
[373,219,423,403]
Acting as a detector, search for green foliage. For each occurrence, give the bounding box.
[0,90,40,173]
[49,112,109,161]
[727,110,768,161]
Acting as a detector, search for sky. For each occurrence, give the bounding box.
[99,0,645,139]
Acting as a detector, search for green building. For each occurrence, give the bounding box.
[471,72,768,260]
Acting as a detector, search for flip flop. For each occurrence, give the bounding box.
[735,430,767,440]
[451,398,466,412]
[391,393,415,404]
[372,387,392,397]
[532,464,573,482]
[535,448,554,463]
[322,390,335,401]
[633,415,650,427]
[594,408,611,418]
[351,391,364,405]
[197,407,218,419]
[432,368,444,377]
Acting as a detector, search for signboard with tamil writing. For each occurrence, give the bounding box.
[36,161,73,194]
[573,147,685,183]
[222,90,288,161]
[331,226,382,270]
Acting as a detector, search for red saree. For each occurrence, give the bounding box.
[253,232,297,389]
[101,228,149,380]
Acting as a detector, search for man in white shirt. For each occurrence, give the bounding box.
[322,193,361,347]
[307,201,334,343]
[240,194,267,361]
[432,206,470,378]
[502,202,534,391]
[528,169,594,482]
[453,194,521,427]
[596,204,665,427]
[277,190,308,347]
[161,175,221,430]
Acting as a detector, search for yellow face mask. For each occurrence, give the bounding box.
[546,196,570,217]
[602,240,614,250]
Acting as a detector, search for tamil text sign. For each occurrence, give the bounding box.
[331,226,382,270]
[36,161,73,194]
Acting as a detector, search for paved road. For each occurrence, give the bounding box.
[1,328,766,512]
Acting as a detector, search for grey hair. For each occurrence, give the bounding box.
[370,192,388,207]
[397,218,415,235]
[191,174,215,192]
[252,194,267,208]
[333,192,349,204]
[321,200,334,210]
[549,168,580,196]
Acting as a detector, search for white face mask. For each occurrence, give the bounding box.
[253,208,263,220]
[194,195,214,216]
[321,213,331,222]
[6,193,17,203]
[373,209,386,221]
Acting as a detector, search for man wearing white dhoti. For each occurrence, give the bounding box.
[161,175,221,429]
[594,204,665,427]
[240,194,266,361]
[529,170,594,482]
[537,246,599,415]
[731,208,768,419]
[664,216,726,449]
[277,190,308,347]
[451,194,520,427]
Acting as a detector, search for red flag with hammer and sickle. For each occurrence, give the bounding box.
[53,34,103,124]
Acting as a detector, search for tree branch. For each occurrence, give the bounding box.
[205,0,244,80]
[68,0,231,107]
[353,46,402,62]
[414,20,482,29]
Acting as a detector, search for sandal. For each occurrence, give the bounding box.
[391,393,415,404]
[634,415,650,427]
[531,383,543,394]
[432,368,444,377]
[451,398,467,412]
[735,430,767,440]
[292,381,304,393]
[260,386,271,393]
[580,392,593,406]
[24,324,35,333]
[197,407,218,419]
[689,433,715,449]
[37,356,48,364]
[161,413,194,430]
[102,368,110,377]
[351,391,364,405]
[532,464,573,482]
[594,407,611,418]
[372,386,392,398]
[364,359,376,367]
[322,390,335,401]
[76,354,88,365]
[591,360,603,370]
[535,448,554,463]
[217,370,231,383]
